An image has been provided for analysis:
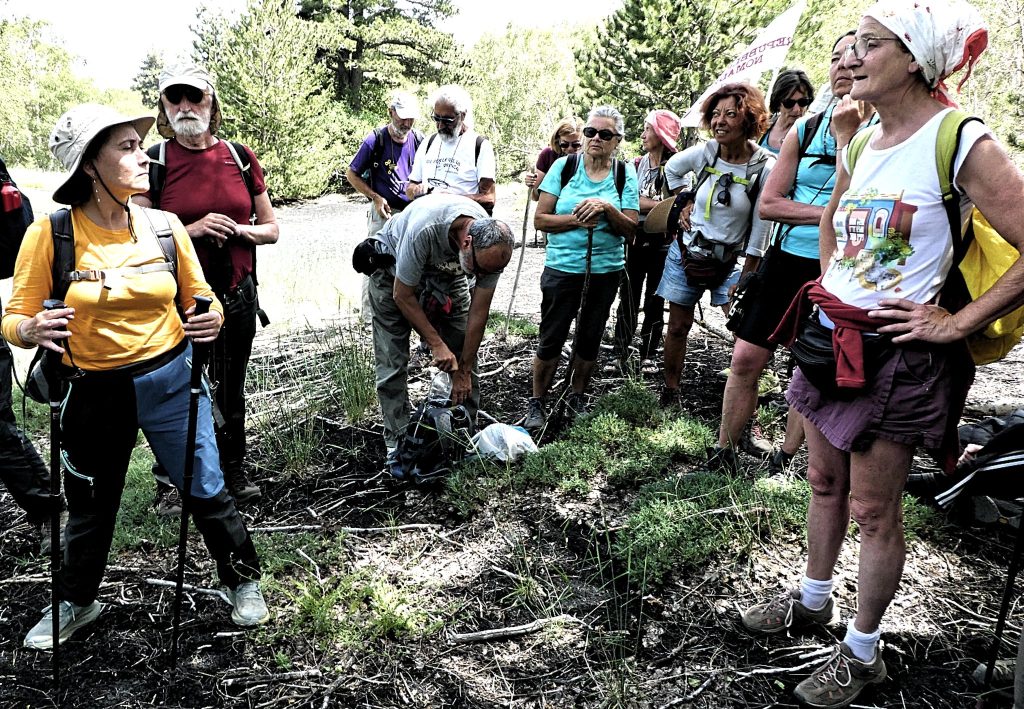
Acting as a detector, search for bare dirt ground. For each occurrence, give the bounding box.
[1,183,1023,708]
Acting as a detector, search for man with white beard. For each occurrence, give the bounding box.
[405,85,496,215]
[135,63,279,512]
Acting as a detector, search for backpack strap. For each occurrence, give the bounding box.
[936,110,981,260]
[475,135,485,165]
[614,159,626,201]
[223,141,257,224]
[145,141,167,208]
[558,154,627,201]
[559,154,580,193]
[368,126,386,169]
[49,209,75,302]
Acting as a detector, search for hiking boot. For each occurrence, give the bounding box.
[35,511,68,556]
[524,397,546,433]
[768,449,796,476]
[24,600,103,649]
[740,432,773,457]
[154,484,182,518]
[385,448,405,480]
[741,587,838,634]
[658,386,678,409]
[602,358,627,376]
[228,581,270,627]
[565,392,587,422]
[706,446,738,475]
[793,642,886,708]
[640,358,658,376]
[226,469,262,506]
[973,659,1015,686]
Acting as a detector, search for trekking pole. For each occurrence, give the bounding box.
[169,295,213,670]
[502,167,534,339]
[42,298,66,698]
[976,518,1024,708]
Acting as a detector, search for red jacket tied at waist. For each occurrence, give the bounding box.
[769,280,897,389]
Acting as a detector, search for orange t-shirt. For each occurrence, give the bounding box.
[2,205,222,371]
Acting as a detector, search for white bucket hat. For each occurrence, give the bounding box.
[49,104,154,205]
[156,62,222,138]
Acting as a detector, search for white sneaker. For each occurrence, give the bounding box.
[24,600,103,649]
[228,581,270,627]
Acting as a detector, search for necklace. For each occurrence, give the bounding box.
[431,131,465,190]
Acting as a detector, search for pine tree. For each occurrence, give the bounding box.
[131,52,164,109]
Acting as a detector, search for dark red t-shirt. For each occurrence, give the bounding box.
[535,147,559,174]
[146,139,268,292]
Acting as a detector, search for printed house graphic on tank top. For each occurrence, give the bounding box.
[833,190,918,292]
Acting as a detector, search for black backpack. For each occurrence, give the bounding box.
[397,402,475,483]
[0,156,34,279]
[559,153,628,200]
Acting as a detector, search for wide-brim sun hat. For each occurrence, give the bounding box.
[49,104,155,205]
[156,62,222,138]
[644,196,677,234]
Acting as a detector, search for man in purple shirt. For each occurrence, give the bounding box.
[347,91,422,321]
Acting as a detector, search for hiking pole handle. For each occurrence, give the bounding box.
[192,295,213,318]
[42,299,67,369]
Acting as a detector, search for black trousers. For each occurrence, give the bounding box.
[613,243,668,360]
[0,340,52,522]
[59,365,259,606]
[211,275,259,475]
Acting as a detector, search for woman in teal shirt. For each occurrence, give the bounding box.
[522,105,639,432]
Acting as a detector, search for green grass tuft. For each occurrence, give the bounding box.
[486,311,539,338]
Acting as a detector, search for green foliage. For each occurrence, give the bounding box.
[193,0,349,200]
[131,52,164,109]
[485,311,539,338]
[111,443,177,553]
[298,0,456,112]
[574,0,790,139]
[458,26,582,178]
[0,17,95,167]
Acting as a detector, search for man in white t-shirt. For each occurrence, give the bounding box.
[406,85,497,215]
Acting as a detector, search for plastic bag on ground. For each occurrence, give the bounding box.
[469,423,538,462]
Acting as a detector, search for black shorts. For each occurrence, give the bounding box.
[733,249,821,349]
[536,267,621,361]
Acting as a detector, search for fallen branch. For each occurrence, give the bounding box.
[450,614,584,644]
[221,669,322,687]
[249,525,322,533]
[733,647,833,679]
[337,523,441,534]
[145,578,231,604]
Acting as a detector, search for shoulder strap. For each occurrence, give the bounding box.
[846,124,877,174]
[798,112,826,161]
[426,133,438,154]
[474,135,485,165]
[48,209,75,302]
[369,126,385,168]
[412,129,424,151]
[936,110,981,260]
[559,154,580,192]
[146,141,167,208]
[138,207,178,276]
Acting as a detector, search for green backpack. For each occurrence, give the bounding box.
[847,110,1024,365]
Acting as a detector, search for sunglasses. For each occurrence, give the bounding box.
[582,127,620,141]
[431,113,459,125]
[164,85,206,105]
[781,97,813,109]
[716,173,734,207]
[559,141,583,150]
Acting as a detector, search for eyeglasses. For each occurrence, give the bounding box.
[558,141,583,150]
[164,85,206,105]
[431,113,458,125]
[845,36,902,60]
[781,97,813,109]
[716,173,734,207]
[583,127,621,141]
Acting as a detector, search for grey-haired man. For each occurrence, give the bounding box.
[365,194,513,478]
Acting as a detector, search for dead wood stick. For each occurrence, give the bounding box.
[145,578,230,604]
[337,523,441,534]
[221,669,322,687]
[451,614,584,644]
[693,318,734,343]
[733,649,832,679]
[248,525,323,533]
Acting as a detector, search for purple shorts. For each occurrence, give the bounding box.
[786,345,952,453]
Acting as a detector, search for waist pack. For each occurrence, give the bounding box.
[789,314,895,398]
[397,402,475,483]
[682,231,739,289]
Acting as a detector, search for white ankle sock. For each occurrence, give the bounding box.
[799,575,833,611]
[843,618,881,662]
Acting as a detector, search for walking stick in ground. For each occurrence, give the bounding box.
[169,295,213,670]
[43,299,67,697]
[502,169,534,339]
[976,518,1024,708]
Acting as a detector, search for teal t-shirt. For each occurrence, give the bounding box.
[538,156,640,274]
[782,106,839,259]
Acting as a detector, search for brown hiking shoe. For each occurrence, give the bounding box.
[741,587,838,634]
[793,642,886,708]
[226,469,262,505]
[154,484,182,518]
